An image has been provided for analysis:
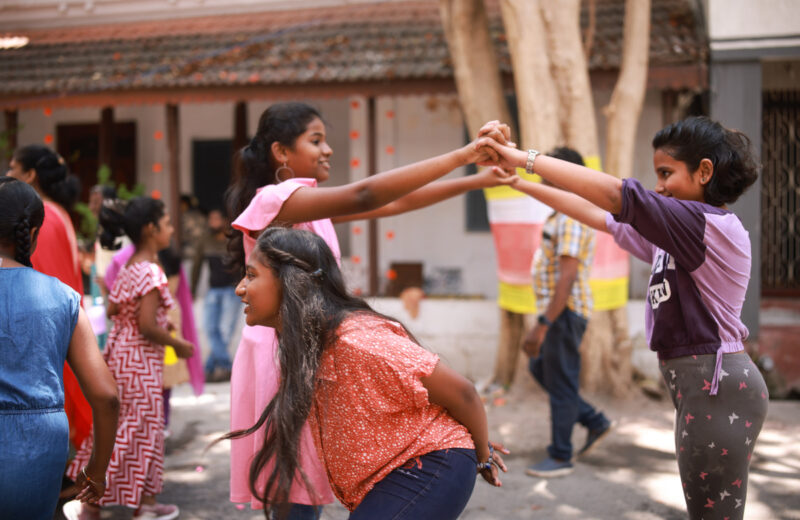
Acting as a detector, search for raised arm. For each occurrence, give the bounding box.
[63,309,120,503]
[332,165,516,222]
[275,127,507,225]
[512,175,609,232]
[421,362,508,487]
[477,131,624,214]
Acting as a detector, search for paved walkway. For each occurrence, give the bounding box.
[67,378,800,519]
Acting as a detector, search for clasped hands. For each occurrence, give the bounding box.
[467,121,528,187]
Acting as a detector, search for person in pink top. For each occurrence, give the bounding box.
[225,102,514,518]
[225,227,507,519]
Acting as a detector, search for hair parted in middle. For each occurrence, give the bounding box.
[0,177,45,267]
[222,226,417,517]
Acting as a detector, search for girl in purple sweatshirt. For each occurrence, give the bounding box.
[480,116,767,520]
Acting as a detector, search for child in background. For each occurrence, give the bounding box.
[226,227,507,519]
[479,116,768,520]
[63,197,195,520]
[0,177,119,519]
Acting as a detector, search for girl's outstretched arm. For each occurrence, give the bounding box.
[511,173,610,232]
[333,165,516,222]
[476,128,624,214]
[63,309,120,503]
[275,126,509,225]
[421,362,508,487]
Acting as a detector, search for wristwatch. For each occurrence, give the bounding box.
[537,314,553,327]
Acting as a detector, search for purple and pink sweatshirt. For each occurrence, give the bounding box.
[605,179,751,395]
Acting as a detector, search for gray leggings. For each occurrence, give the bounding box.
[660,352,768,520]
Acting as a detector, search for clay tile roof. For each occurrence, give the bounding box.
[0,0,707,99]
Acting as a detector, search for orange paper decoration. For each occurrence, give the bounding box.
[386,269,398,280]
[352,255,361,264]
[385,231,395,240]
[152,162,163,173]
[352,226,362,235]
[385,146,395,155]
[43,134,54,144]
[350,100,360,109]
[353,288,363,296]
[153,130,163,140]
[151,189,162,199]
[349,130,360,140]
[386,110,395,119]
[350,158,361,168]
[43,107,53,117]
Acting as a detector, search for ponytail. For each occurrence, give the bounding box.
[13,145,80,209]
[98,197,165,249]
[225,102,323,275]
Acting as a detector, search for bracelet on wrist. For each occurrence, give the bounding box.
[525,149,540,174]
[476,443,495,472]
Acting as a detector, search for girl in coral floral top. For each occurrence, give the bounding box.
[227,227,507,519]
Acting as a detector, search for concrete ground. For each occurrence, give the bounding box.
[76,376,800,520]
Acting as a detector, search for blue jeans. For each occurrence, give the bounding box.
[271,504,322,520]
[529,309,608,461]
[350,448,477,519]
[203,286,241,373]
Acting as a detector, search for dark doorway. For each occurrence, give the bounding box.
[56,122,136,204]
[192,139,236,213]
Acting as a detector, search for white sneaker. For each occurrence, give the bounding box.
[133,502,180,520]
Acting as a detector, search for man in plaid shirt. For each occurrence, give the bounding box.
[524,147,612,478]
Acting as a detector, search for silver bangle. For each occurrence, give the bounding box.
[525,149,540,174]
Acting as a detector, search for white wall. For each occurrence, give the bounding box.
[707,0,800,41]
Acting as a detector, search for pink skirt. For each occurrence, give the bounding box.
[229,324,334,507]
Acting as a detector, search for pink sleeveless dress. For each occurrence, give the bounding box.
[230,179,337,507]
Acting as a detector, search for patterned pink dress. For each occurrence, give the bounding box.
[67,261,174,507]
[230,179,337,507]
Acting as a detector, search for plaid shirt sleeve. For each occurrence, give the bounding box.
[555,215,590,261]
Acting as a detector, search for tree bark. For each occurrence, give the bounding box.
[499,0,560,150]
[439,0,511,135]
[582,0,651,397]
[540,0,599,158]
[604,0,652,180]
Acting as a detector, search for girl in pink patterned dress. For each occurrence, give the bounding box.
[63,198,195,520]
[225,102,514,519]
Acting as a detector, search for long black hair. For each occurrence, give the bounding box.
[0,177,45,266]
[224,102,323,275]
[98,197,165,250]
[222,227,416,517]
[652,116,759,206]
[13,144,80,209]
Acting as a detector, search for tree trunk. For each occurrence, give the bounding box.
[499,0,560,150]
[604,0,651,180]
[583,0,651,397]
[439,0,511,134]
[540,0,600,160]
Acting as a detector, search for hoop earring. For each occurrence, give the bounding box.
[275,162,295,183]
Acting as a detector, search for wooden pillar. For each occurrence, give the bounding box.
[367,96,379,296]
[166,103,182,251]
[3,109,18,170]
[98,106,114,170]
[233,101,248,154]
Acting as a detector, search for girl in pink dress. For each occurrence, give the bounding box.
[64,198,195,520]
[225,102,513,518]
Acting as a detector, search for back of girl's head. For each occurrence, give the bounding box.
[99,196,165,250]
[652,116,759,206]
[225,102,323,272]
[13,144,80,209]
[0,177,45,266]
